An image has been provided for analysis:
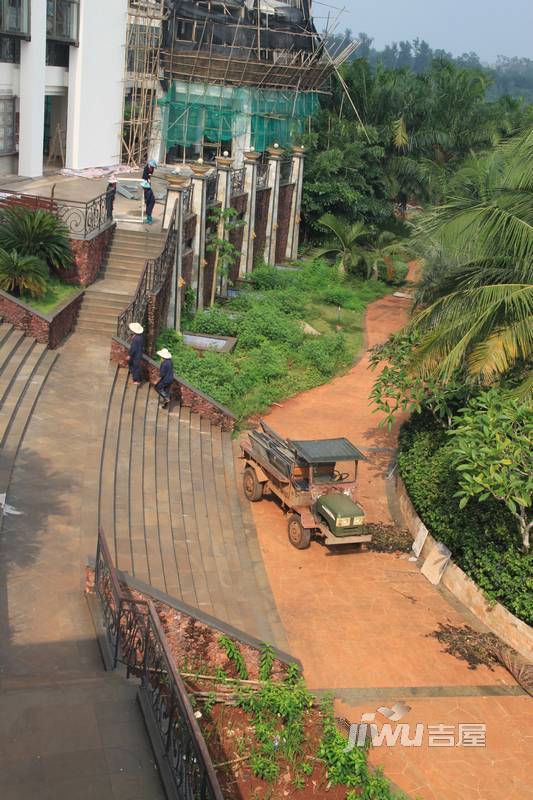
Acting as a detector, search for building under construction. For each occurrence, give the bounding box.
[122,0,354,166]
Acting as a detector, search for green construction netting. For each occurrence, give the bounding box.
[159,83,319,151]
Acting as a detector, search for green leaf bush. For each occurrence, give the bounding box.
[398,412,533,623]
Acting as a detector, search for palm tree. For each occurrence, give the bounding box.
[317,214,370,274]
[410,131,533,393]
[366,230,408,281]
[0,207,73,272]
[0,249,49,298]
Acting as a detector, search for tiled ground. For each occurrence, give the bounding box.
[0,337,165,799]
[246,283,532,800]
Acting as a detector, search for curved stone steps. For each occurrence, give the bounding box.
[99,367,287,644]
[0,327,58,496]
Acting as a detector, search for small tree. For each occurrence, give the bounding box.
[206,207,244,307]
[369,332,469,430]
[449,390,532,551]
[316,214,370,275]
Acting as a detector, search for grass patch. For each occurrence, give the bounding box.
[21,277,79,315]
[158,259,392,424]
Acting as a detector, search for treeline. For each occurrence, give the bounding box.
[326,30,533,102]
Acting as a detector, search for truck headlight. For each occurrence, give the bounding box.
[352,516,364,526]
[337,517,352,527]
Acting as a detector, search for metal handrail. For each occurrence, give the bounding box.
[0,188,112,239]
[230,167,245,195]
[256,162,269,188]
[116,203,178,344]
[93,528,224,800]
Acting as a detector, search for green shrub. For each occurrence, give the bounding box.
[398,413,532,623]
[248,264,292,290]
[378,259,409,286]
[297,333,349,378]
[187,307,238,337]
[0,207,73,272]
[237,304,303,351]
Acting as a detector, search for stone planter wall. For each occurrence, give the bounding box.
[56,224,115,287]
[110,337,236,431]
[395,473,533,662]
[0,288,84,349]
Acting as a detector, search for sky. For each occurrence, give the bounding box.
[321,0,533,64]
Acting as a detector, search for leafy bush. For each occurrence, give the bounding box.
[398,412,533,623]
[377,259,409,286]
[237,303,303,351]
[187,307,238,337]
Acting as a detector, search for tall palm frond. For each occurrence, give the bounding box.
[0,207,73,272]
[0,249,49,298]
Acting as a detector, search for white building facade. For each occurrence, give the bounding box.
[0,0,127,177]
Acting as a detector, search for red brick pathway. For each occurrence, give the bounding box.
[244,282,532,800]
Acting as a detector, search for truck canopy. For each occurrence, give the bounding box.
[289,438,367,464]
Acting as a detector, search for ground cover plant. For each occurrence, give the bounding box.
[158,259,391,422]
[19,275,79,314]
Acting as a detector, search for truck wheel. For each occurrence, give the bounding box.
[243,467,263,502]
[287,514,311,550]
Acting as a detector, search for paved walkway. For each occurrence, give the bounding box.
[0,336,165,800]
[245,288,532,800]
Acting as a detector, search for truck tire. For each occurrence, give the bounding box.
[287,514,311,550]
[243,467,263,502]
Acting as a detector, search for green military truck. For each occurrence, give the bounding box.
[240,420,371,550]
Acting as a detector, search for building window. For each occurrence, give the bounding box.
[0,34,20,62]
[0,96,16,155]
[0,0,30,38]
[47,0,79,44]
[46,39,69,66]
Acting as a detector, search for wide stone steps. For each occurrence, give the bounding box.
[0,322,58,494]
[98,366,287,646]
[75,226,166,339]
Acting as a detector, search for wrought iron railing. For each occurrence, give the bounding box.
[116,204,177,343]
[280,157,293,185]
[182,184,193,214]
[231,167,245,195]
[0,187,112,239]
[256,162,269,189]
[206,174,218,205]
[93,529,223,800]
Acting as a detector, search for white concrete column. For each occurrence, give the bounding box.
[264,144,282,266]
[189,165,211,310]
[18,0,47,177]
[66,0,128,169]
[285,146,305,261]
[239,150,260,277]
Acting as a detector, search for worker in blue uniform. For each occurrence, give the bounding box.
[141,179,155,224]
[128,322,144,384]
[155,348,174,409]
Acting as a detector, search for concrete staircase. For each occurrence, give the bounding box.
[76,227,166,337]
[0,322,57,495]
[98,367,288,648]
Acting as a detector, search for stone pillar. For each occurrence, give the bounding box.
[239,150,260,277]
[264,144,282,266]
[285,145,305,261]
[189,163,212,311]
[166,183,188,330]
[18,0,47,177]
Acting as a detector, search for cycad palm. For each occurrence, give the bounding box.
[411,131,533,392]
[0,207,73,272]
[317,214,370,273]
[0,249,49,297]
